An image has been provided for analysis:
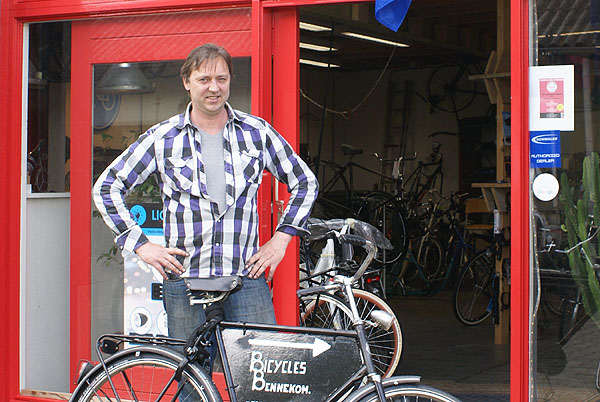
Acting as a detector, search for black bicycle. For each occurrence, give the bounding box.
[70,235,461,402]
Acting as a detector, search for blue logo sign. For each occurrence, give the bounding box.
[530,131,561,168]
[130,205,147,226]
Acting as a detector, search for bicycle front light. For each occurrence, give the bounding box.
[370,310,395,331]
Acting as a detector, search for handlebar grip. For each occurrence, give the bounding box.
[338,233,368,247]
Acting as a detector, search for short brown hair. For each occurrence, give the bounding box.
[180,43,233,81]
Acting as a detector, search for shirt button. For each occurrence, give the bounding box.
[215,243,221,247]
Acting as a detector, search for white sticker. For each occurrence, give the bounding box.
[532,173,559,201]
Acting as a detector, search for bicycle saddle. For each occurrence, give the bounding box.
[185,276,241,292]
[341,144,363,157]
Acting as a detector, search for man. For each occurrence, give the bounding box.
[93,43,318,343]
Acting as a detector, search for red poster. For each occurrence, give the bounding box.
[539,78,564,118]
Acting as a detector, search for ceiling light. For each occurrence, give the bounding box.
[340,32,409,47]
[300,42,338,52]
[96,63,155,94]
[300,59,340,68]
[300,22,331,32]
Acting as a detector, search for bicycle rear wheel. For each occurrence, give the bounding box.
[299,289,402,378]
[346,382,462,402]
[71,347,221,402]
[452,250,494,326]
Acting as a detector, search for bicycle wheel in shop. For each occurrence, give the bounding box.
[345,382,462,402]
[426,63,478,114]
[403,237,443,292]
[452,250,495,326]
[358,191,408,264]
[299,289,402,378]
[71,347,221,402]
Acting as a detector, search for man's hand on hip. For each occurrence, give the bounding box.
[135,242,188,280]
[246,231,293,282]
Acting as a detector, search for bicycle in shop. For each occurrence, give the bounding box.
[309,144,415,265]
[27,138,49,192]
[452,227,510,326]
[356,141,446,266]
[387,192,478,298]
[70,235,461,402]
[299,220,402,378]
[401,141,444,205]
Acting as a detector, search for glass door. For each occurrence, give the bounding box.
[70,8,254,377]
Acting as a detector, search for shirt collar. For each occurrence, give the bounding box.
[176,102,240,130]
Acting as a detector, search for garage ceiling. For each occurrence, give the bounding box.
[299,1,498,72]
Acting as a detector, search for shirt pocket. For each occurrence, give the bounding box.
[239,149,263,184]
[164,156,195,192]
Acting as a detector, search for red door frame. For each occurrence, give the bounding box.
[510,0,530,400]
[0,0,529,401]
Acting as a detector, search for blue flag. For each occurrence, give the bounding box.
[375,0,412,32]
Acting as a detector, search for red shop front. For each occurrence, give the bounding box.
[0,0,532,401]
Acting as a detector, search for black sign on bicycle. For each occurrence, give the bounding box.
[221,328,362,402]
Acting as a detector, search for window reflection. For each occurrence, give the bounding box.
[27,22,71,193]
[533,1,600,400]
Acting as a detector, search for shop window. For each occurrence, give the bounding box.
[532,1,600,400]
[27,22,71,193]
[22,21,71,394]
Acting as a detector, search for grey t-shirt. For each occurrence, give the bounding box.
[200,128,226,214]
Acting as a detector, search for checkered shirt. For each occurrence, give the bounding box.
[93,103,318,277]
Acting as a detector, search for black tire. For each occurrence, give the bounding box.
[71,347,221,402]
[558,288,588,344]
[32,167,49,192]
[426,64,478,113]
[299,289,402,378]
[453,250,495,326]
[358,192,408,264]
[403,237,443,292]
[346,381,462,402]
[310,159,351,219]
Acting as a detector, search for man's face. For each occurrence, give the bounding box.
[183,57,230,117]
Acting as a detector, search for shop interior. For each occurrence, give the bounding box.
[22,1,600,401]
[296,3,511,401]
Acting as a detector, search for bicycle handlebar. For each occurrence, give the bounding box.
[298,231,376,295]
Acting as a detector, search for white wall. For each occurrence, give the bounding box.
[24,195,70,392]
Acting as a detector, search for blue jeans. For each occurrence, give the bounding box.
[162,275,276,345]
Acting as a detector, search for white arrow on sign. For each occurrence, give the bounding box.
[248,337,331,357]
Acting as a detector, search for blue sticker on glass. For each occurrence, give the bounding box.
[530,131,561,168]
[130,204,147,226]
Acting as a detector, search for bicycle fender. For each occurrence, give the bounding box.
[343,375,422,402]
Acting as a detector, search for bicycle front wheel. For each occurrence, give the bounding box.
[358,192,408,264]
[452,250,494,326]
[346,382,462,402]
[300,289,402,378]
[72,347,222,402]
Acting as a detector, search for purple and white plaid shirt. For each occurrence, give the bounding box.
[93,103,318,278]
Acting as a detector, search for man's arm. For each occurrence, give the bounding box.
[245,123,318,281]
